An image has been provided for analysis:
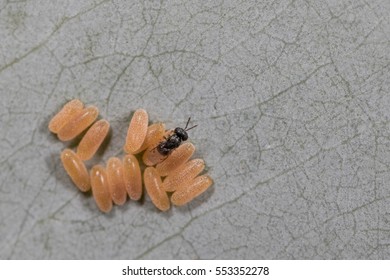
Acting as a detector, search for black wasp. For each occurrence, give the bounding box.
[157,117,197,156]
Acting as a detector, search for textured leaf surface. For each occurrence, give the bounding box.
[1,0,390,259]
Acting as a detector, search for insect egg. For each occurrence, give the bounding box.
[48,99,84,133]
[106,157,127,205]
[123,154,142,200]
[133,122,165,154]
[90,165,112,213]
[142,145,168,167]
[57,106,99,141]
[51,102,213,212]
[60,148,90,192]
[144,167,170,211]
[155,142,195,176]
[162,159,205,192]
[170,175,213,206]
[77,119,110,161]
[124,109,148,154]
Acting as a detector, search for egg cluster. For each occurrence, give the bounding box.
[49,99,213,213]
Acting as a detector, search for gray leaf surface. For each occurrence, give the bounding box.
[1,0,390,259]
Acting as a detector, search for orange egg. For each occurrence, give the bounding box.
[106,157,127,205]
[90,165,112,213]
[60,149,90,192]
[144,167,170,211]
[171,175,213,206]
[48,99,84,133]
[57,106,99,141]
[155,142,195,176]
[124,109,148,154]
[162,159,205,192]
[133,122,165,153]
[142,147,167,166]
[77,119,110,161]
[51,103,214,213]
[123,154,142,200]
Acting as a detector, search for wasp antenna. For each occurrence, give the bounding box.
[184,117,191,129]
[185,124,197,131]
